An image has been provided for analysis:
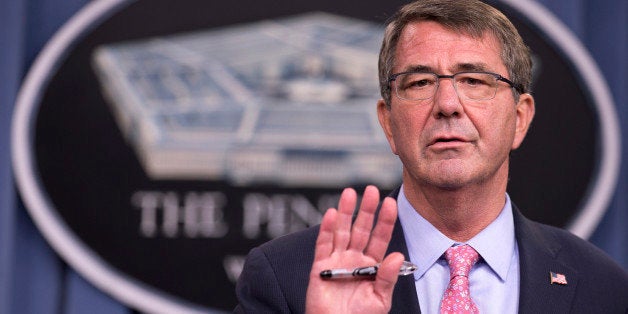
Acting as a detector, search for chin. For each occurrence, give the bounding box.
[424,166,476,190]
[430,178,470,191]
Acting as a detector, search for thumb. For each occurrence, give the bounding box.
[373,252,405,302]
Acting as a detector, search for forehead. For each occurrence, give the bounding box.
[394,21,505,73]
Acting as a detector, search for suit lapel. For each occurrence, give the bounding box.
[388,218,421,313]
[513,207,578,313]
[384,187,421,313]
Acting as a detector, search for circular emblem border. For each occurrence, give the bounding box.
[500,0,621,237]
[11,0,621,313]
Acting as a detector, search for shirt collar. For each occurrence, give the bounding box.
[397,185,516,282]
[397,186,453,281]
[466,194,515,281]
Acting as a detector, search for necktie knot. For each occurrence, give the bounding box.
[445,244,479,279]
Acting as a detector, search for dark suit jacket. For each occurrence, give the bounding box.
[235,191,628,313]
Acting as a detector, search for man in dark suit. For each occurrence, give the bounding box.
[235,0,628,312]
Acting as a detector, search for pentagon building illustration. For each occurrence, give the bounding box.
[92,12,402,188]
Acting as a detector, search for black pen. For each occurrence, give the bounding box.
[320,261,418,279]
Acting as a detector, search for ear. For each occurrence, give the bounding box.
[511,93,535,150]
[377,99,398,155]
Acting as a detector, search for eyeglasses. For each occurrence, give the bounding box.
[388,71,524,101]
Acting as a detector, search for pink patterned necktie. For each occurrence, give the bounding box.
[440,244,480,314]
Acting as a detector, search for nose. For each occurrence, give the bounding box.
[431,78,463,118]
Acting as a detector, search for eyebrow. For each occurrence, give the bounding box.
[400,65,433,73]
[398,62,492,74]
[455,62,490,72]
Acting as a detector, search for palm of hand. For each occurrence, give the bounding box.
[305,186,404,314]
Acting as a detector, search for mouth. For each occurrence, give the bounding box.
[428,136,468,146]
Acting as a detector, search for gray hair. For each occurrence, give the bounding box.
[379,0,532,105]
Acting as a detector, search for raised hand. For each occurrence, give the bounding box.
[305,185,404,314]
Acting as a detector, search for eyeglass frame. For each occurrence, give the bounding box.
[387,71,525,101]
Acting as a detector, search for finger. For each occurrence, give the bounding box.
[333,188,357,252]
[364,196,398,261]
[373,252,405,304]
[314,208,337,262]
[347,185,380,252]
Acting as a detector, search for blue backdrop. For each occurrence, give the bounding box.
[0,0,626,313]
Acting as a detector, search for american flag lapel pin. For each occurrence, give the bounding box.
[549,271,568,285]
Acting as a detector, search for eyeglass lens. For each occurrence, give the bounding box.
[394,72,500,101]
